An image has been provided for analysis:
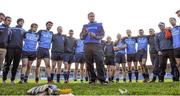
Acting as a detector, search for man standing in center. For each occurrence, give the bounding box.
[80,12,107,84]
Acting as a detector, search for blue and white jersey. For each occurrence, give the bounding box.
[114,40,126,55]
[75,39,84,53]
[137,36,148,51]
[22,31,39,52]
[171,26,180,49]
[38,30,53,49]
[124,37,136,54]
[82,22,104,44]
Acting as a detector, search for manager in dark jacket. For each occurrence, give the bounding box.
[155,22,179,82]
[80,12,107,85]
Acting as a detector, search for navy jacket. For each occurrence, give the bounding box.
[155,32,173,51]
[51,33,66,53]
[65,36,76,53]
[0,24,11,48]
[8,25,25,49]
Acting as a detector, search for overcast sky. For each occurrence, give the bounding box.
[1,0,179,67]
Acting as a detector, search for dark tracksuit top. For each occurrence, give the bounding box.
[51,33,66,53]
[155,31,179,79]
[8,25,25,49]
[64,36,76,53]
[104,42,114,57]
[3,25,25,81]
[0,24,11,49]
[148,35,157,54]
[155,32,173,51]
[80,22,106,82]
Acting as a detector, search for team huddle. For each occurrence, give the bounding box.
[0,10,180,85]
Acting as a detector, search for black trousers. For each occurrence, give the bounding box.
[150,53,159,76]
[159,49,179,80]
[84,43,106,82]
[3,48,22,81]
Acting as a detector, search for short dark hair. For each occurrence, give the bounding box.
[139,29,144,31]
[0,13,5,17]
[176,9,180,14]
[46,21,53,25]
[69,29,74,32]
[17,18,24,24]
[169,17,176,21]
[4,16,11,21]
[31,23,38,28]
[88,12,95,17]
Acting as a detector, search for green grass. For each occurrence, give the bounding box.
[0,80,180,95]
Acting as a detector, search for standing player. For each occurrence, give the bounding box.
[35,21,53,84]
[156,22,179,82]
[114,34,127,83]
[169,17,180,79]
[50,26,66,83]
[104,36,115,82]
[124,30,138,82]
[3,18,25,85]
[80,12,107,84]
[136,29,149,82]
[148,28,159,83]
[0,16,11,81]
[19,23,39,83]
[74,38,85,82]
[63,29,76,83]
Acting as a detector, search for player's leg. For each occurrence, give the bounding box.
[127,55,132,82]
[80,63,85,82]
[74,62,79,81]
[56,60,62,83]
[11,49,22,85]
[44,58,52,83]
[158,51,168,82]
[24,52,36,83]
[121,62,126,83]
[19,58,28,83]
[35,58,41,84]
[24,60,33,83]
[168,50,179,81]
[51,60,57,82]
[2,48,13,85]
[115,63,120,83]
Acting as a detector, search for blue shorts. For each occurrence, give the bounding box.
[105,56,115,65]
[74,53,85,64]
[115,53,126,63]
[37,47,50,59]
[21,51,37,61]
[136,49,147,62]
[51,52,64,61]
[64,53,74,64]
[127,54,137,62]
